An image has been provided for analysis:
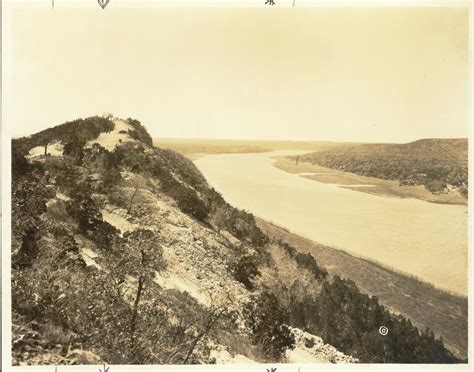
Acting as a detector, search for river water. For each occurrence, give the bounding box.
[195,150,468,296]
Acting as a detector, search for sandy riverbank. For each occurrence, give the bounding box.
[273,156,467,206]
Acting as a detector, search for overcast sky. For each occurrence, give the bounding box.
[3,6,469,142]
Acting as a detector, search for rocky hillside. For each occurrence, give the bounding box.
[11,115,461,365]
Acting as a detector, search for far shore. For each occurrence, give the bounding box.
[257,218,468,360]
[153,138,355,161]
[272,156,468,206]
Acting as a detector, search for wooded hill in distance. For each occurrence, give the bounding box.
[11,116,463,365]
[294,139,468,198]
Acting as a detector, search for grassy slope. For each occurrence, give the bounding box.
[257,219,468,359]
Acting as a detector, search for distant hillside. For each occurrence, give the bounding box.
[296,139,468,198]
[153,138,358,160]
[11,116,461,365]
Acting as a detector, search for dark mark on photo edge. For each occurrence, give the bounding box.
[49,0,298,10]
[98,0,110,9]
[51,0,110,9]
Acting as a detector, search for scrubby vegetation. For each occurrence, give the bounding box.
[231,255,261,290]
[244,292,295,360]
[289,276,458,363]
[126,118,153,147]
[11,116,461,365]
[13,116,114,157]
[258,218,468,360]
[280,241,328,281]
[12,152,234,364]
[297,139,468,198]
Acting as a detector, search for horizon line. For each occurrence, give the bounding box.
[152,136,469,145]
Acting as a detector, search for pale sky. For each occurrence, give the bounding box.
[3,6,469,142]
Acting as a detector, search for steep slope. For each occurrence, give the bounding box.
[257,219,468,359]
[11,115,461,365]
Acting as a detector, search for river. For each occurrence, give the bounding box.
[195,150,468,296]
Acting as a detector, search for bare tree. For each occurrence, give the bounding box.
[117,229,167,337]
[183,305,227,364]
[127,185,140,214]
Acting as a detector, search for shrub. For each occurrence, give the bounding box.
[304,337,315,348]
[280,242,327,280]
[458,185,468,198]
[14,116,114,156]
[244,291,295,361]
[65,185,119,250]
[11,177,53,269]
[101,167,122,190]
[63,137,85,164]
[12,147,31,178]
[292,275,459,363]
[173,187,209,222]
[232,255,260,290]
[93,220,119,251]
[46,200,71,222]
[41,323,71,346]
[207,197,268,247]
[425,179,447,193]
[126,118,153,146]
[155,148,207,189]
[294,252,328,281]
[213,330,268,363]
[158,168,209,222]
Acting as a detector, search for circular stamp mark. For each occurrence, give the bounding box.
[379,326,389,336]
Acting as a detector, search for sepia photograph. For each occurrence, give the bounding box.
[2,2,471,370]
